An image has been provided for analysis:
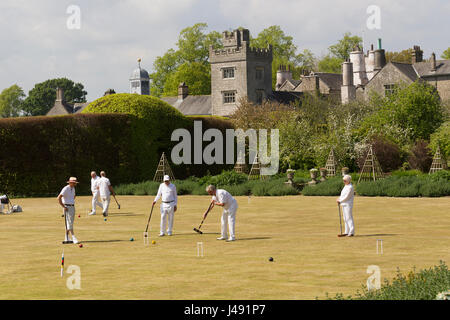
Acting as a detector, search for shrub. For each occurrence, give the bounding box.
[357,135,403,172]
[356,174,450,197]
[326,261,450,300]
[430,120,450,163]
[408,140,433,172]
[302,177,344,196]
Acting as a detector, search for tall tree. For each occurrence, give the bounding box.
[150,23,222,97]
[22,78,87,116]
[163,62,211,96]
[318,32,362,73]
[0,84,25,117]
[386,49,413,64]
[250,25,316,88]
[441,47,450,60]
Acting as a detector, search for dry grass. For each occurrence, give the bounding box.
[0,195,449,300]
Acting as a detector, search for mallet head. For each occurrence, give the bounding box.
[193,228,203,234]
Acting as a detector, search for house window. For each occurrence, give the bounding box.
[223,68,235,79]
[223,91,236,104]
[131,81,140,88]
[384,84,397,96]
[256,90,265,104]
[255,68,264,80]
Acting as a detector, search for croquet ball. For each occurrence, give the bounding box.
[130,238,134,241]
[269,257,274,262]
[79,244,83,248]
[78,215,81,218]
[152,240,156,245]
[104,218,107,221]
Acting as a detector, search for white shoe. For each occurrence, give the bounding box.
[159,233,165,237]
[72,236,79,244]
[347,234,354,237]
[216,237,227,240]
[167,232,172,236]
[226,238,236,242]
[88,211,96,216]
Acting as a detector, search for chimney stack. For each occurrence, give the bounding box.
[341,61,356,104]
[178,82,189,101]
[374,39,386,72]
[276,65,293,91]
[431,52,437,72]
[412,45,423,63]
[56,87,65,101]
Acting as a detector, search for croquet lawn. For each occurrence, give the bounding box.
[0,195,449,300]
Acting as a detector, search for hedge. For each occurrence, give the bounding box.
[0,113,138,196]
[325,261,450,300]
[0,94,236,197]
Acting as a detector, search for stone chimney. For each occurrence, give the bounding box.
[276,65,293,90]
[373,38,386,72]
[178,82,189,101]
[431,52,437,72]
[412,45,423,63]
[341,61,356,104]
[349,46,368,86]
[56,87,65,101]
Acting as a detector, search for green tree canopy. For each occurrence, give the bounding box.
[386,49,413,64]
[318,32,362,73]
[150,23,222,97]
[22,78,87,116]
[0,84,25,117]
[358,81,444,143]
[163,62,211,96]
[250,26,316,87]
[441,47,450,60]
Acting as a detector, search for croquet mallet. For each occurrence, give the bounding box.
[143,202,155,245]
[193,201,214,234]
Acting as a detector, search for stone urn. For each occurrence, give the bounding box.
[341,167,349,176]
[320,168,327,182]
[286,169,295,183]
[309,168,318,185]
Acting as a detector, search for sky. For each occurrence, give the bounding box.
[0,0,449,101]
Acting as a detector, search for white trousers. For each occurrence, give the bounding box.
[341,204,355,235]
[101,195,111,215]
[221,202,238,239]
[91,191,103,213]
[160,203,175,235]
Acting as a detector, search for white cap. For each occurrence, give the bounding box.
[343,174,352,182]
[163,175,170,181]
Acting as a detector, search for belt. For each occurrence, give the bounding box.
[65,204,75,206]
[162,200,174,203]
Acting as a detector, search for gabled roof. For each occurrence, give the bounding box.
[390,62,418,81]
[414,60,450,77]
[268,91,303,104]
[316,73,343,90]
[161,95,212,115]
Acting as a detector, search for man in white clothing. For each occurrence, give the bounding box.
[153,175,177,236]
[336,174,355,237]
[97,171,116,217]
[88,171,103,216]
[205,185,238,242]
[57,177,80,244]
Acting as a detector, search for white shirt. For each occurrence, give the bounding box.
[97,177,111,198]
[154,183,177,206]
[91,176,100,193]
[212,189,236,210]
[59,185,76,205]
[339,183,354,206]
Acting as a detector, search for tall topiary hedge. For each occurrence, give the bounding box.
[83,94,193,180]
[0,113,138,196]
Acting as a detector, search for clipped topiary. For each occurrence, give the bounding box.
[83,93,191,180]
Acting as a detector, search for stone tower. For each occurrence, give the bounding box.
[209,28,273,116]
[130,58,150,95]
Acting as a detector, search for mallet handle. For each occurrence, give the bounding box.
[145,202,155,233]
